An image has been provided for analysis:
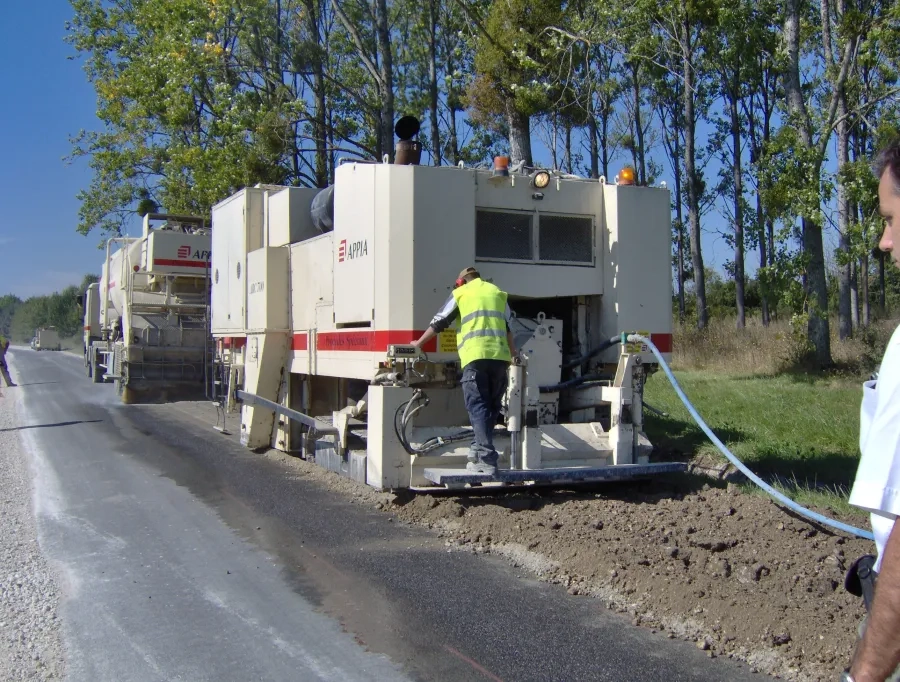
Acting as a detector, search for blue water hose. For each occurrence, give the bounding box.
[629,334,874,541]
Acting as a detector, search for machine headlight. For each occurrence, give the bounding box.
[531,170,550,189]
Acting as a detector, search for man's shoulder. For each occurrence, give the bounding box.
[877,322,900,383]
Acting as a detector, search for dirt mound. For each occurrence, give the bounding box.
[383,478,869,681]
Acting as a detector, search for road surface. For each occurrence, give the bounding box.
[7,347,766,681]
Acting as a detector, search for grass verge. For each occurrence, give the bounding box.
[643,369,865,517]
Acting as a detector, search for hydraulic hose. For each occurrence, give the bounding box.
[628,334,873,541]
[540,372,610,393]
[560,336,622,370]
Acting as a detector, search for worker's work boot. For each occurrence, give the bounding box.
[466,460,496,476]
[466,446,498,476]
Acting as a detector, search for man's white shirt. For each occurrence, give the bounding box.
[850,323,900,572]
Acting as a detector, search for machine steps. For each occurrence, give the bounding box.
[423,461,687,487]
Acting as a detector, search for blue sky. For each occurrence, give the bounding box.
[0,2,803,301]
[0,1,108,299]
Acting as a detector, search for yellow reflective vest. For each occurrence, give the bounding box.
[451,278,511,368]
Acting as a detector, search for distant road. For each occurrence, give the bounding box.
[7,348,767,682]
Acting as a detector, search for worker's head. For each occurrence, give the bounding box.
[875,139,900,268]
[455,267,480,288]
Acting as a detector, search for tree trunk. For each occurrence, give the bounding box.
[375,0,394,162]
[674,135,686,323]
[565,121,573,174]
[757,185,770,326]
[879,250,886,312]
[446,53,461,165]
[862,251,871,327]
[784,0,831,365]
[730,85,745,329]
[631,62,647,184]
[449,105,460,165]
[850,257,859,330]
[303,0,328,187]
[681,8,706,329]
[506,105,533,167]
[803,218,832,364]
[600,100,610,179]
[427,0,441,166]
[836,93,852,339]
[588,112,599,179]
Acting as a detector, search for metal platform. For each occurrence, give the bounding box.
[423,462,687,486]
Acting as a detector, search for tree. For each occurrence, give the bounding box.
[463,0,562,166]
[67,0,307,237]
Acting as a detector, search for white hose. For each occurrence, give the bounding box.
[628,334,874,541]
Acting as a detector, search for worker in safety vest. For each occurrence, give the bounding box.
[0,338,16,387]
[844,139,900,682]
[413,267,516,476]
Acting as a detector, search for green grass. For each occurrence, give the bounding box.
[644,370,866,515]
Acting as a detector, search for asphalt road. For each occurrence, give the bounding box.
[7,347,766,682]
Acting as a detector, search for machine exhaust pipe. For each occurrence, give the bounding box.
[394,116,421,166]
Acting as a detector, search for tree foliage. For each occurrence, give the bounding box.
[66,0,900,362]
[8,275,99,343]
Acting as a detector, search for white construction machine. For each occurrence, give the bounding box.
[211,121,683,490]
[34,327,61,351]
[86,213,212,403]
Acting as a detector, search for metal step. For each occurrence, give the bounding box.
[422,462,687,486]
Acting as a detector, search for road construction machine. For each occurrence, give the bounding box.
[211,119,681,490]
[34,327,61,351]
[85,213,212,403]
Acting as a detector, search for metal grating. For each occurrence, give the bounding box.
[476,210,533,261]
[538,215,593,263]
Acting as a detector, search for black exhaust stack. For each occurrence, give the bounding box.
[394,116,421,165]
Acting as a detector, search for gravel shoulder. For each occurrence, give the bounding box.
[0,384,65,681]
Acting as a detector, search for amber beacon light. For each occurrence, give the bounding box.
[615,166,636,186]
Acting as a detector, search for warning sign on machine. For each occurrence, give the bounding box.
[438,330,457,354]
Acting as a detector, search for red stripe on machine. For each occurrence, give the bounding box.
[314,331,436,353]
[152,259,212,268]
[650,333,673,353]
[292,333,308,351]
[223,336,246,349]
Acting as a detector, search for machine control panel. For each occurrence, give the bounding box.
[387,344,419,359]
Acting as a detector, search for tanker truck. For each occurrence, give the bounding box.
[210,119,682,490]
[87,213,212,403]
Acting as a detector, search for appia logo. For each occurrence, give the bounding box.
[338,239,368,262]
[178,245,211,260]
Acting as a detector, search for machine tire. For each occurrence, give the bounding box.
[86,356,92,377]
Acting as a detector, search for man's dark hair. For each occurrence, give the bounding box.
[874,138,900,195]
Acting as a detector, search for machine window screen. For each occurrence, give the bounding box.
[538,214,593,263]
[475,210,533,261]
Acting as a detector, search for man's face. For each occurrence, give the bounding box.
[878,168,900,268]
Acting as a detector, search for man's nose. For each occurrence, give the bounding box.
[880,224,893,253]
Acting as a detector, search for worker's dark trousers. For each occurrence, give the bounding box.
[461,359,509,467]
[0,360,12,387]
